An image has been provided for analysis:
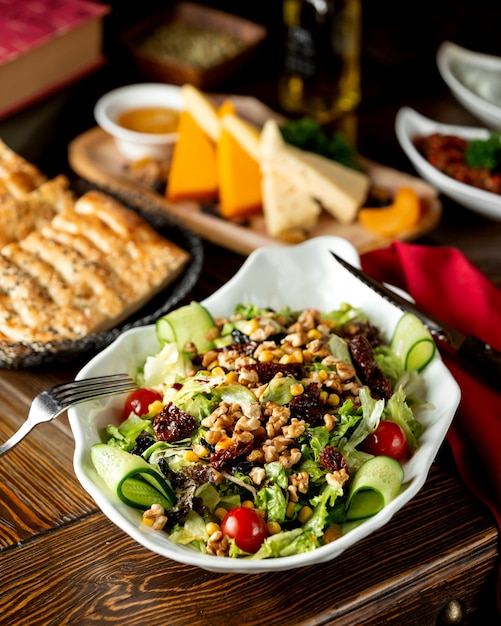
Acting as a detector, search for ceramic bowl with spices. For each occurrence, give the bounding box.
[121,2,268,89]
[94,83,183,161]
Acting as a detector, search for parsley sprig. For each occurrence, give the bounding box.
[279,117,359,170]
[465,132,501,171]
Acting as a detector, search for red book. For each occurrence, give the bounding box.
[0,0,110,120]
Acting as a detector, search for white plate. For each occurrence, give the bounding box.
[395,106,501,220]
[69,235,460,574]
[437,41,501,130]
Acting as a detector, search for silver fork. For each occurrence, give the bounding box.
[0,373,138,457]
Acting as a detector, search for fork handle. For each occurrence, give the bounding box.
[0,419,36,457]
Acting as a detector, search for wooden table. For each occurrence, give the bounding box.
[1,50,501,626]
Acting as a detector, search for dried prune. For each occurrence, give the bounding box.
[130,432,156,456]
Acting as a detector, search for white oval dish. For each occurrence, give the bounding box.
[437,41,501,130]
[395,106,501,220]
[94,83,182,160]
[69,235,460,574]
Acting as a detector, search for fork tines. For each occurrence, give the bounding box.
[52,373,137,405]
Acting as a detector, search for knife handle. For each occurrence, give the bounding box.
[456,335,501,383]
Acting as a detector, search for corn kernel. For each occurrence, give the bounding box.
[215,507,228,521]
[298,506,313,523]
[243,319,259,335]
[242,500,254,509]
[293,349,303,363]
[206,522,220,535]
[273,348,285,358]
[148,400,163,414]
[318,369,328,381]
[327,393,340,407]
[267,521,281,535]
[192,444,209,458]
[286,501,296,518]
[290,383,304,397]
[142,516,154,527]
[215,436,233,451]
[207,360,219,370]
[322,524,343,544]
[224,371,238,383]
[319,390,329,404]
[307,328,322,340]
[258,349,275,363]
[184,450,200,463]
[279,354,298,365]
[211,366,226,376]
[302,349,313,362]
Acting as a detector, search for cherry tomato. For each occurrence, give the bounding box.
[360,420,408,461]
[122,388,162,421]
[220,507,269,553]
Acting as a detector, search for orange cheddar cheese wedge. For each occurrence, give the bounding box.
[218,99,236,118]
[217,124,262,218]
[166,110,218,201]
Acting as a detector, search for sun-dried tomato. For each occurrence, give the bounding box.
[348,335,393,401]
[247,361,305,383]
[211,441,254,473]
[153,402,197,442]
[289,382,325,426]
[319,446,347,472]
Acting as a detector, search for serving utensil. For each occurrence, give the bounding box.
[331,252,501,382]
[0,373,137,457]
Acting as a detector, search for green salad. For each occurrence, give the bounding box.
[91,301,434,559]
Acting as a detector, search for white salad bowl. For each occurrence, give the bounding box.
[395,106,501,220]
[437,41,501,130]
[69,235,460,574]
[94,83,182,160]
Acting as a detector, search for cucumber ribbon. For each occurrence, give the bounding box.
[91,443,176,511]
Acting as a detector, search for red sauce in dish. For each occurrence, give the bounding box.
[413,133,501,195]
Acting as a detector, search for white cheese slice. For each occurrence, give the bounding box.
[261,119,370,224]
[261,168,321,240]
[180,84,220,141]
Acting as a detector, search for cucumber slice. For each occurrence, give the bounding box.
[156,301,216,353]
[91,443,176,511]
[390,312,436,372]
[346,455,403,520]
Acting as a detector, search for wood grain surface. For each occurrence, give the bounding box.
[1,242,499,625]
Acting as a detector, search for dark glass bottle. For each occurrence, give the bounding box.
[278,0,361,122]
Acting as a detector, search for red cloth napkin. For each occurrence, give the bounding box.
[361,242,501,614]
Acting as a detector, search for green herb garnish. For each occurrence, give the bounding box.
[280,117,359,170]
[465,132,501,170]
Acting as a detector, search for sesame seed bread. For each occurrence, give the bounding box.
[0,189,190,345]
[0,142,190,349]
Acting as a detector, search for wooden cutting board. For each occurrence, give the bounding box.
[68,96,442,256]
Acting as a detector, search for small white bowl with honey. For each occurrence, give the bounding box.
[94,83,182,160]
